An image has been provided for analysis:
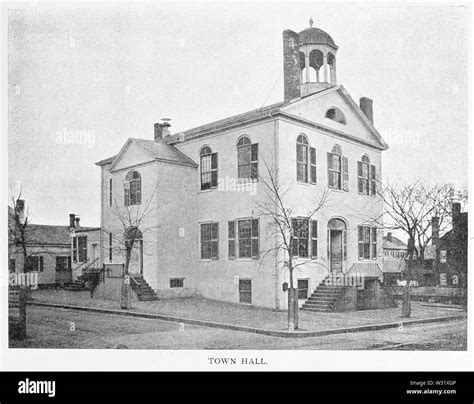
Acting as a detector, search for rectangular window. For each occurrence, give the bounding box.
[297,143,308,183]
[170,278,184,288]
[228,221,236,259]
[239,279,252,304]
[200,222,219,260]
[237,218,259,258]
[201,152,218,190]
[297,279,309,299]
[109,178,113,206]
[77,236,87,262]
[372,227,377,260]
[327,153,341,189]
[26,256,43,272]
[56,256,69,272]
[291,218,309,258]
[9,259,15,273]
[370,165,376,196]
[358,226,377,260]
[109,232,113,262]
[311,220,318,258]
[238,143,258,182]
[358,161,370,195]
[310,147,317,184]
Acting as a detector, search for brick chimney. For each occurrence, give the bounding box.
[431,216,439,246]
[386,232,392,242]
[161,121,171,138]
[283,29,301,102]
[452,202,461,234]
[154,123,163,141]
[69,214,76,228]
[74,217,80,228]
[16,199,25,223]
[359,97,374,124]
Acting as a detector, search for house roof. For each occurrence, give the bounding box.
[22,224,71,246]
[167,86,388,150]
[96,138,198,169]
[383,236,407,250]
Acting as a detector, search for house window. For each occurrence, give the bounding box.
[237,136,258,182]
[170,278,184,288]
[56,256,70,272]
[200,146,218,190]
[239,279,252,304]
[327,145,348,191]
[109,178,113,207]
[296,135,316,184]
[358,226,377,260]
[228,221,236,259]
[325,107,346,124]
[237,218,259,259]
[109,232,113,262]
[26,256,43,272]
[200,222,219,260]
[124,170,141,206]
[9,259,15,273]
[296,135,308,183]
[297,279,309,299]
[291,218,309,258]
[73,235,87,263]
[358,155,376,196]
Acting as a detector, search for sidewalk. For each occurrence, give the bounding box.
[28,289,465,337]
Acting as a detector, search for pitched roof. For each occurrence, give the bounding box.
[23,224,71,246]
[167,86,388,150]
[383,236,407,250]
[96,138,197,169]
[167,101,286,142]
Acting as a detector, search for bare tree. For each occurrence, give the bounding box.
[104,182,161,309]
[8,190,30,274]
[256,160,330,330]
[379,180,467,317]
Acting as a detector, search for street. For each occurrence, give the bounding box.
[10,306,467,350]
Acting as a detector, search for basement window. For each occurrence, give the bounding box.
[170,278,184,288]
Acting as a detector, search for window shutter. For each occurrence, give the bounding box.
[211,222,219,259]
[327,229,331,261]
[372,227,377,260]
[211,153,218,170]
[342,156,349,191]
[357,162,363,194]
[291,218,298,256]
[310,147,317,184]
[358,226,364,259]
[124,187,130,206]
[39,256,44,272]
[370,165,376,196]
[228,221,235,259]
[251,219,259,258]
[343,230,347,261]
[311,220,318,258]
[251,143,258,180]
[327,153,333,187]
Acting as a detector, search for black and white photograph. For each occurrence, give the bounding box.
[2,0,472,381]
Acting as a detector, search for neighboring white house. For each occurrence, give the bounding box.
[95,23,388,309]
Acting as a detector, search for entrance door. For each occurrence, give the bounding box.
[128,240,143,276]
[330,230,343,272]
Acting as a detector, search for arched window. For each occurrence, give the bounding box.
[237,136,258,182]
[200,146,217,190]
[296,134,317,184]
[358,154,376,196]
[325,107,346,125]
[124,170,141,206]
[327,145,348,191]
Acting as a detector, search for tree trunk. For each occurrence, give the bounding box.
[402,238,414,318]
[120,248,132,310]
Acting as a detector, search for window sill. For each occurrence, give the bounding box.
[199,188,217,194]
[199,259,219,262]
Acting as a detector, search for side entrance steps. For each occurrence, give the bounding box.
[301,276,347,312]
[130,275,158,301]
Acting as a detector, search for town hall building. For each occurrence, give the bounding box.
[94,22,389,310]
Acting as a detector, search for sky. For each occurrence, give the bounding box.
[7,2,469,226]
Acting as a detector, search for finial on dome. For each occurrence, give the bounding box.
[309,17,314,28]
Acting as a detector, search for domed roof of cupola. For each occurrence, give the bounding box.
[297,19,338,49]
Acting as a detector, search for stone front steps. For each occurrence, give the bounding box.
[130,276,158,301]
[301,278,347,312]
